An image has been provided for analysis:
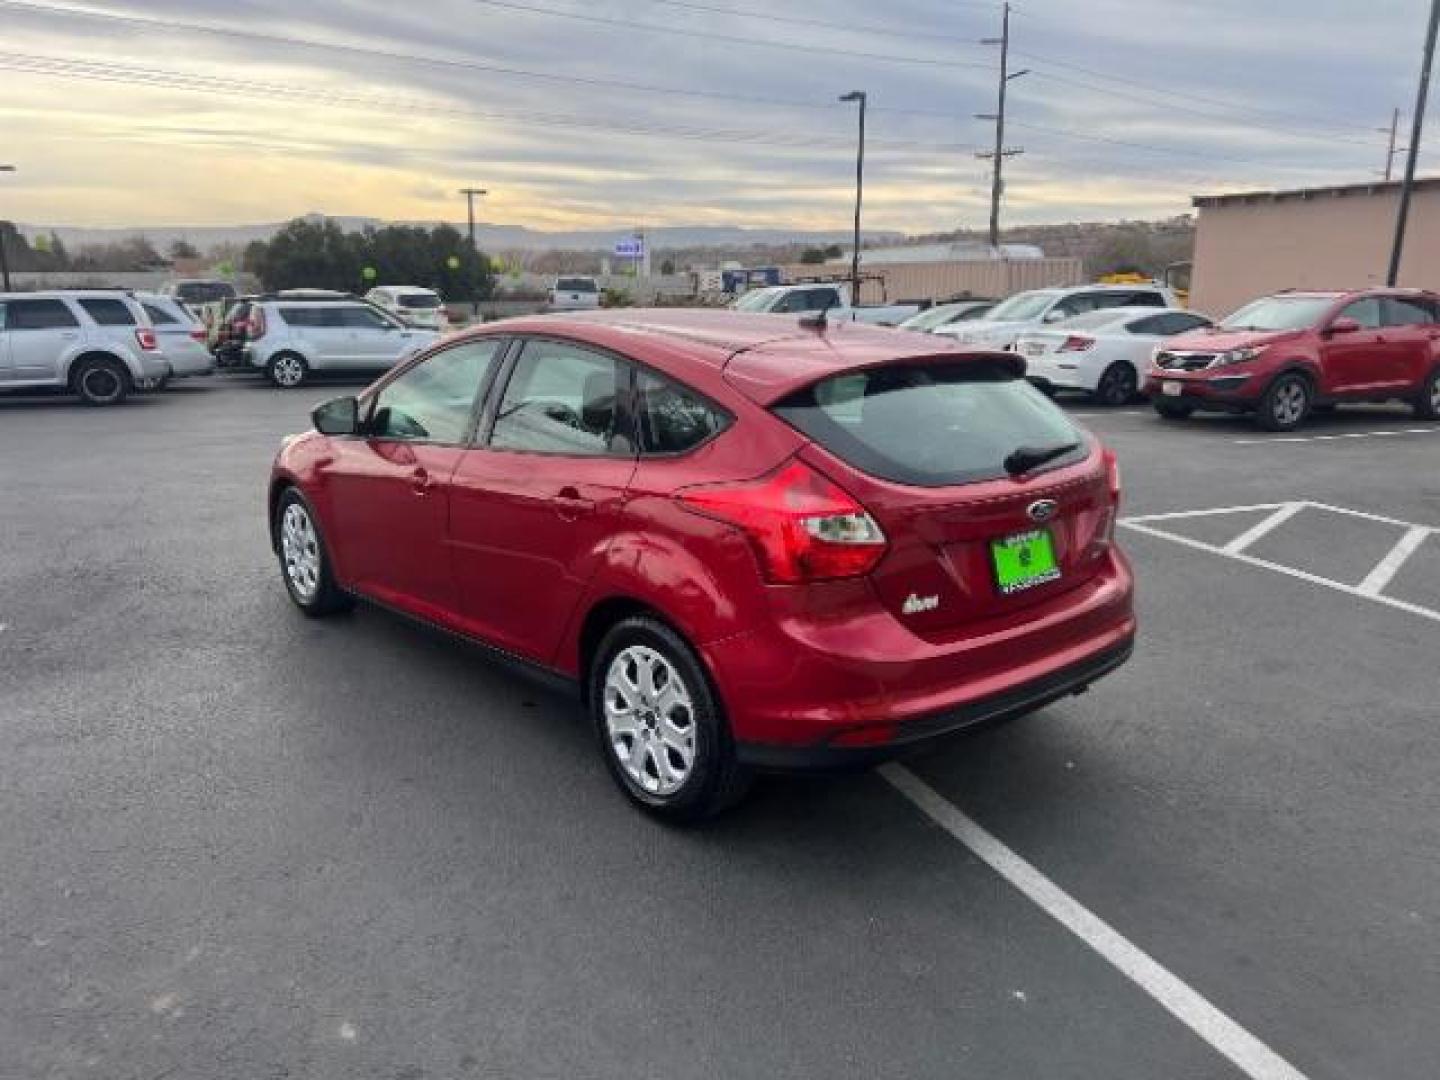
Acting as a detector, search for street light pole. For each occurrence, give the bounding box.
[458,187,487,319]
[0,165,15,292]
[839,92,866,310]
[1388,0,1440,286]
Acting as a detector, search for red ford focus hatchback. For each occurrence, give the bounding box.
[268,310,1135,819]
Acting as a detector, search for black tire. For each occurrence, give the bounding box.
[267,352,309,389]
[1414,367,1440,420]
[71,355,131,407]
[1093,362,1139,407]
[1153,400,1194,420]
[152,375,172,392]
[274,488,353,616]
[1257,372,1312,432]
[589,616,751,822]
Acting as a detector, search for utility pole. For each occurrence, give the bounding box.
[976,4,1027,254]
[1388,0,1440,286]
[0,165,15,292]
[1381,108,1403,182]
[839,91,867,308]
[458,187,487,319]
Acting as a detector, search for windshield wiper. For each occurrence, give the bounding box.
[1004,441,1079,477]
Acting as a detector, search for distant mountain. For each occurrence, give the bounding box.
[18,214,903,253]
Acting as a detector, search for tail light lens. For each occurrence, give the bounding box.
[1094,447,1121,551]
[676,460,887,583]
[189,328,208,343]
[1059,335,1095,352]
[248,310,267,339]
[135,328,158,351]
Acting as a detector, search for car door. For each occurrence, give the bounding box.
[1380,295,1440,391]
[447,337,639,663]
[3,298,81,382]
[322,337,505,623]
[1320,297,1394,395]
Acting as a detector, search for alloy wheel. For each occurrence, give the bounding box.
[603,645,697,797]
[1272,380,1307,426]
[280,502,321,602]
[272,356,304,387]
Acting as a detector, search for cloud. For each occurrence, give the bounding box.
[0,0,1424,232]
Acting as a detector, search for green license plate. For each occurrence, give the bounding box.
[991,529,1061,595]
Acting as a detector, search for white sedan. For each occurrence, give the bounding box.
[1014,307,1213,406]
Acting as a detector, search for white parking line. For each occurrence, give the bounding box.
[1357,526,1432,596]
[880,765,1312,1080]
[1121,502,1440,625]
[1222,502,1307,555]
[1233,427,1440,445]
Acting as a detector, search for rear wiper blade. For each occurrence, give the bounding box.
[1004,441,1079,477]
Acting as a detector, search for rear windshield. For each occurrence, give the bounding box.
[556,278,597,292]
[774,362,1085,487]
[398,293,442,309]
[174,282,236,305]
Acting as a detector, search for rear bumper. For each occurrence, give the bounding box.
[736,632,1133,770]
[1025,354,1099,391]
[710,550,1135,767]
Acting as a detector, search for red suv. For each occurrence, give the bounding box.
[268,311,1134,819]
[1145,289,1440,431]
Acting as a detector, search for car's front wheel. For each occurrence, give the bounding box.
[1094,362,1138,407]
[1257,373,1312,432]
[590,616,750,821]
[1415,367,1440,420]
[275,489,353,616]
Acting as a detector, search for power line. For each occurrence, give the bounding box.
[626,0,1000,44]
[461,0,992,68]
[0,52,969,153]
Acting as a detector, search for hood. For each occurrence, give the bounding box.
[1162,326,1306,352]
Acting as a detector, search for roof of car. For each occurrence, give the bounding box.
[462,308,1018,403]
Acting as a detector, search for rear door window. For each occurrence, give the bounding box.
[338,305,395,330]
[278,307,325,327]
[489,340,634,457]
[77,298,137,326]
[774,362,1084,487]
[1383,296,1438,326]
[3,299,80,330]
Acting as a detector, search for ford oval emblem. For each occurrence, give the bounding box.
[1027,499,1059,523]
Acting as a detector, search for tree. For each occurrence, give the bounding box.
[169,238,200,260]
[799,248,827,265]
[823,244,843,259]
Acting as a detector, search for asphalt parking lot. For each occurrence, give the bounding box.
[2,378,1437,1079]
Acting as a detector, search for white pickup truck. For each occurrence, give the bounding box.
[731,283,921,326]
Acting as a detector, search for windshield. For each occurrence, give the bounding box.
[1221,296,1335,331]
[733,287,782,312]
[773,362,1084,487]
[985,291,1059,322]
[398,293,442,309]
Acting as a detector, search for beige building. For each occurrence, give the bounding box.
[1191,178,1440,317]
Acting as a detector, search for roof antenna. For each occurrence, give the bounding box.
[800,295,837,331]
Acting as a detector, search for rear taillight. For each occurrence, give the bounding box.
[189,328,208,343]
[1059,335,1095,352]
[1095,447,1122,551]
[676,460,887,584]
[248,311,267,339]
[135,328,158,351]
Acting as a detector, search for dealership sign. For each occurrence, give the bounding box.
[613,238,645,258]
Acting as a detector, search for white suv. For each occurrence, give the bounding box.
[548,276,601,312]
[0,290,171,406]
[365,286,450,330]
[244,296,440,388]
[936,283,1181,350]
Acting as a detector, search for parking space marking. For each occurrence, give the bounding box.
[1222,502,1307,555]
[1357,525,1432,596]
[1121,502,1440,625]
[881,765,1312,1080]
[1232,427,1440,445]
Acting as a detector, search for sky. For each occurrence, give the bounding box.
[0,0,1433,234]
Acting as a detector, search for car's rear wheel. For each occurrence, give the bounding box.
[72,356,131,407]
[275,489,353,616]
[1094,362,1138,407]
[1414,367,1440,420]
[590,616,750,821]
[1153,400,1193,420]
[1257,373,1311,432]
[267,352,308,389]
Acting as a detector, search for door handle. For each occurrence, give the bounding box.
[553,485,595,520]
[410,467,433,495]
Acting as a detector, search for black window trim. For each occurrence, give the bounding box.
[476,333,642,460]
[351,335,513,448]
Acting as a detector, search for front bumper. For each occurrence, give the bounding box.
[1144,370,1259,407]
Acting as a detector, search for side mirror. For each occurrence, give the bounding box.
[1328,316,1362,335]
[312,395,360,436]
[1042,308,1067,324]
